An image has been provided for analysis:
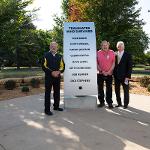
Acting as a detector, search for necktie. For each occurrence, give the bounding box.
[118,53,121,64]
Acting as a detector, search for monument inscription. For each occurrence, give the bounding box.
[64,22,97,96]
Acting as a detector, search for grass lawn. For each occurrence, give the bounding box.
[132,66,150,76]
[0,66,150,79]
[0,67,150,100]
[0,67,44,79]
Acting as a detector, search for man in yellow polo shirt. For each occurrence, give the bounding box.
[42,42,65,115]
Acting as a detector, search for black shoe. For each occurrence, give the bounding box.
[108,104,114,109]
[54,107,63,111]
[115,104,122,107]
[123,105,128,109]
[98,103,105,108]
[45,111,53,116]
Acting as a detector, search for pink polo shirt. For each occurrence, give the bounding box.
[97,49,115,73]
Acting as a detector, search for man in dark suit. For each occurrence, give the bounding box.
[42,42,65,115]
[113,41,132,109]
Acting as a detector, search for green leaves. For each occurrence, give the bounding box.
[0,0,39,68]
[62,0,149,59]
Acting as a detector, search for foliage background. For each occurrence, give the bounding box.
[0,0,150,68]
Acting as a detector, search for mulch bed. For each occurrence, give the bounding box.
[0,81,150,101]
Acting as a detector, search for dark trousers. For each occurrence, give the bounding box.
[97,74,113,105]
[45,76,61,112]
[114,78,129,106]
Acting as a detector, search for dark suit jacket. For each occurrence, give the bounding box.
[113,51,132,80]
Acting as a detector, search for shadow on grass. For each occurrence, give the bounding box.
[0,67,44,79]
[132,70,150,76]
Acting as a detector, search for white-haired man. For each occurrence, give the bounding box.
[113,41,132,109]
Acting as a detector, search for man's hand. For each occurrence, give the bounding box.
[106,70,113,76]
[102,71,108,76]
[102,70,113,76]
[124,78,129,85]
[51,71,61,78]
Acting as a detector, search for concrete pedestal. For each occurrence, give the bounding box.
[64,95,97,109]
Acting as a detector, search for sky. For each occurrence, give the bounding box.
[137,0,150,36]
[31,0,63,30]
[31,0,150,37]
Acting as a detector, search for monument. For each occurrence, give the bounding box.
[63,22,97,109]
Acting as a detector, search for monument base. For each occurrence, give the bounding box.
[64,95,97,109]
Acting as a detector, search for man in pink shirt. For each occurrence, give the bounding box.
[97,40,115,109]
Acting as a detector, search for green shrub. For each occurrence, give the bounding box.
[21,86,29,92]
[30,78,40,88]
[147,84,150,92]
[4,80,16,90]
[139,76,150,87]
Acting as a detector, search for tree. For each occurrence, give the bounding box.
[51,16,65,54]
[145,52,150,65]
[0,0,37,68]
[62,0,149,58]
[34,29,53,64]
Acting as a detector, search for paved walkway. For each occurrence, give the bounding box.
[0,92,150,150]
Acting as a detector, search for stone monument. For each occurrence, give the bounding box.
[63,22,97,109]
